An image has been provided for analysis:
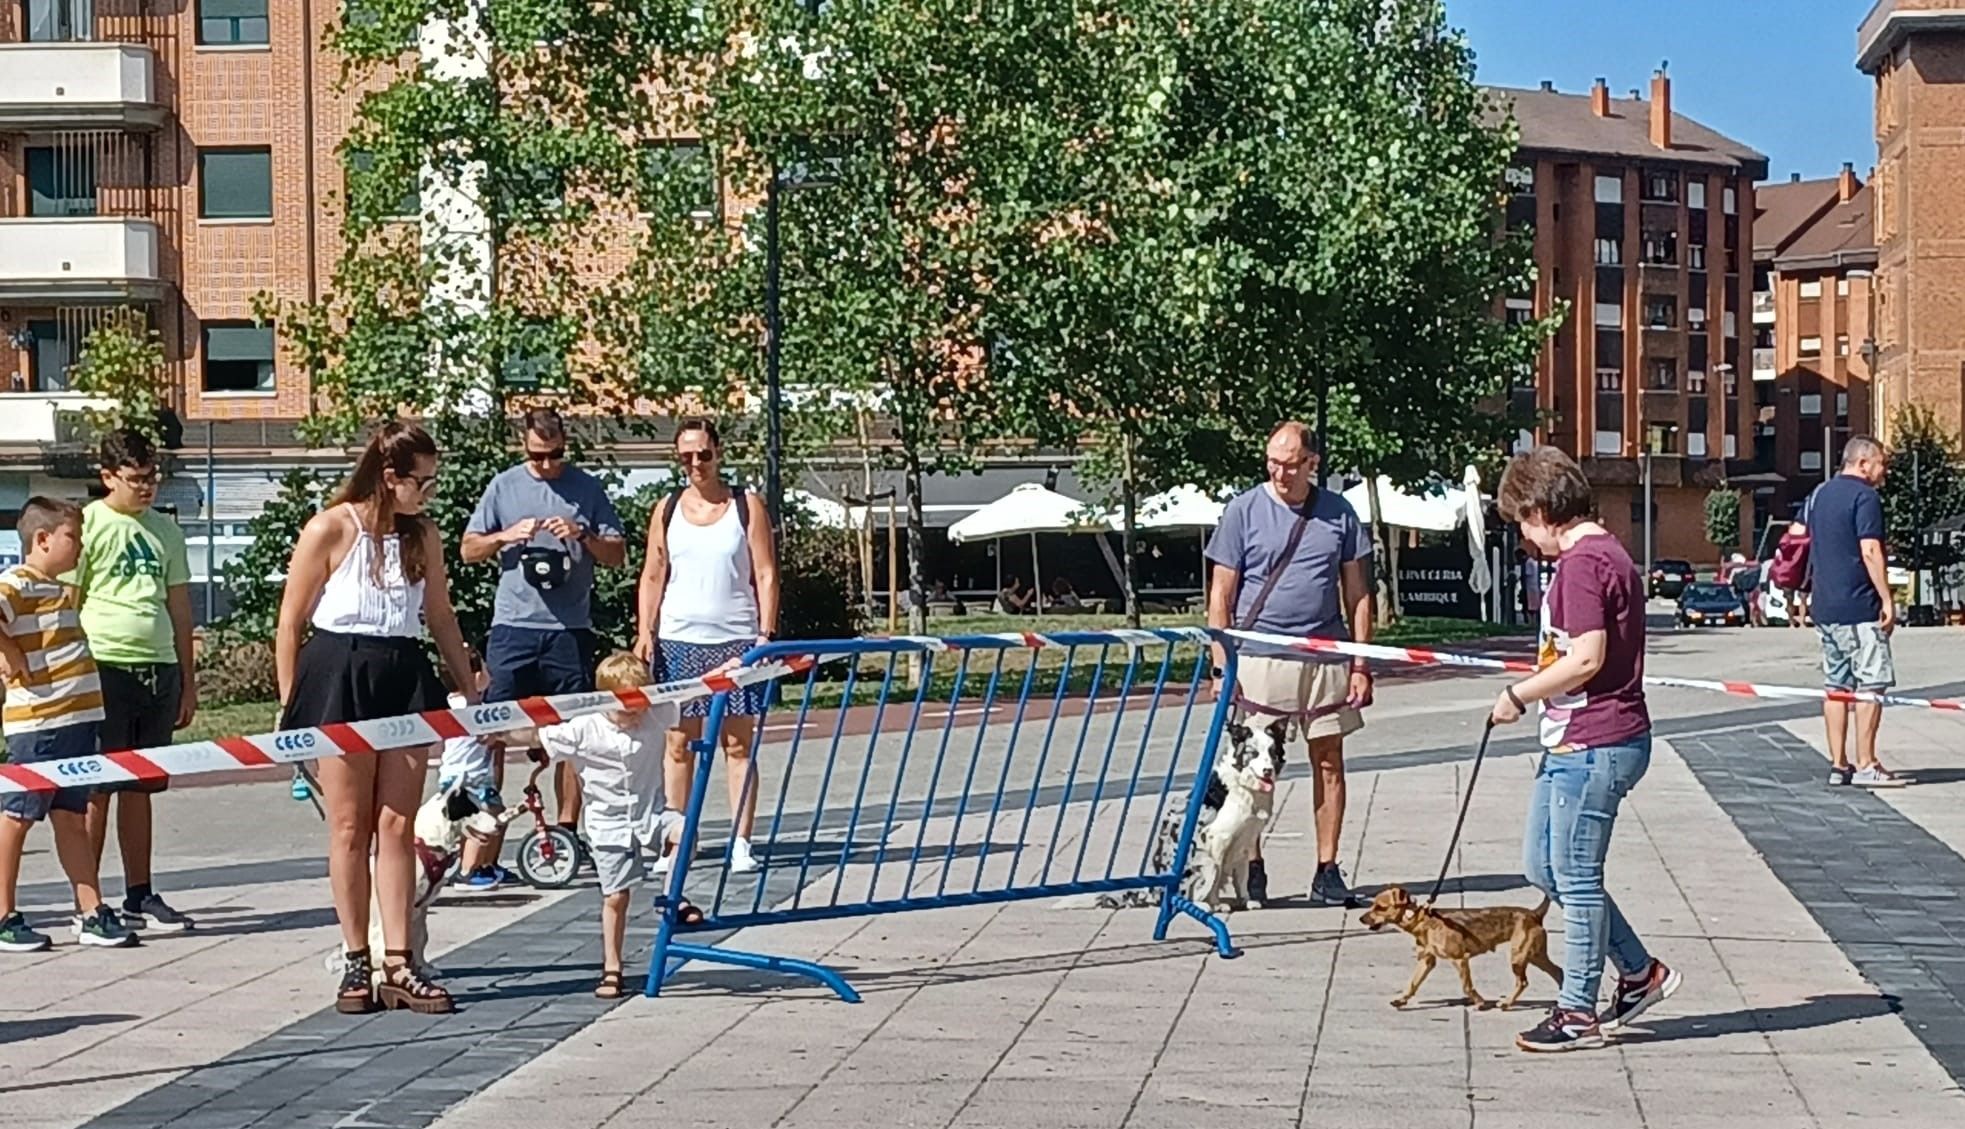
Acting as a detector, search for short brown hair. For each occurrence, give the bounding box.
[1496,446,1595,525]
[17,496,82,545]
[594,650,650,694]
[522,407,566,443]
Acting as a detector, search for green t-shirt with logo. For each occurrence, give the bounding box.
[69,500,191,666]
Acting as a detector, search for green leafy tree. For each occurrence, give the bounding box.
[1881,405,1965,602]
[68,311,171,445]
[1704,488,1742,561]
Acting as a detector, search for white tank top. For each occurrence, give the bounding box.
[311,507,425,638]
[657,496,759,644]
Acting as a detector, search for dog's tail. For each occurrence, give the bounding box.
[1532,894,1551,920]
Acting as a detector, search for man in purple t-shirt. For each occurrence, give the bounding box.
[1489,446,1680,1055]
[1206,421,1374,908]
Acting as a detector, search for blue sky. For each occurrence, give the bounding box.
[1446,0,1876,181]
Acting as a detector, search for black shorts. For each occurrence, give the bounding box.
[96,663,183,795]
[483,625,597,702]
[280,631,445,733]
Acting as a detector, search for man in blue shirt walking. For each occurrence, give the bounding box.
[1802,436,1903,788]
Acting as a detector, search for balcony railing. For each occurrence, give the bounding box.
[0,217,166,303]
[0,41,164,130]
[1752,291,1775,323]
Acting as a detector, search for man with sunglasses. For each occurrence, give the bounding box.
[462,408,626,888]
[68,428,197,932]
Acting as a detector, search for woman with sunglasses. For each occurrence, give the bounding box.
[634,417,779,875]
[276,421,479,1016]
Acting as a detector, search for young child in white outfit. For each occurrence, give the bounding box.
[537,651,684,999]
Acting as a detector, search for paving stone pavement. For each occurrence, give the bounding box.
[10,626,1965,1128]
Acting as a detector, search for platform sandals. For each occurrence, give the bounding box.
[336,950,377,1014]
[377,949,454,1014]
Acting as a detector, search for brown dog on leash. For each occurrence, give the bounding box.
[1360,885,1562,1010]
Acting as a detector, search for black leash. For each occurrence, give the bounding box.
[1424,716,1497,908]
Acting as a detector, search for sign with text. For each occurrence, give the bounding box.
[1397,546,1482,620]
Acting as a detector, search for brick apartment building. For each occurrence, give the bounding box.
[1748,166,1877,551]
[0,0,345,571]
[1497,72,1767,563]
[1859,0,1965,441]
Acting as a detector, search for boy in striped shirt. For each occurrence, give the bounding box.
[0,498,136,952]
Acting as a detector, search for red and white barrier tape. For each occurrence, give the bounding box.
[1225,627,1965,711]
[0,656,812,797]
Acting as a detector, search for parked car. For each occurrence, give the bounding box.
[1649,558,1695,599]
[1677,582,1747,628]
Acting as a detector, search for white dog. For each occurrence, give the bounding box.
[324,786,508,982]
[1191,718,1288,914]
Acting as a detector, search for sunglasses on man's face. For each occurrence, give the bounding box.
[678,449,717,465]
[525,448,566,464]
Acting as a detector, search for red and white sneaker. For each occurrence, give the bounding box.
[1599,959,1682,1032]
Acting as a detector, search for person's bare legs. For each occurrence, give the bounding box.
[555,761,582,828]
[317,754,379,955]
[1310,735,1346,867]
[1824,698,1851,772]
[666,718,704,818]
[50,809,106,913]
[0,815,30,919]
[721,715,760,840]
[600,889,629,973]
[372,747,426,957]
[1854,700,1884,771]
[116,793,153,890]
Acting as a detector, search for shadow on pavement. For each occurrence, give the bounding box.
[0,1013,136,1046]
[1618,992,1901,1043]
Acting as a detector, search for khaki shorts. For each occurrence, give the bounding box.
[1233,656,1364,740]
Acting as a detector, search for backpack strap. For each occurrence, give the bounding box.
[662,485,751,533]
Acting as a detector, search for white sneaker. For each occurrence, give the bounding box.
[651,852,672,878]
[728,838,760,874]
[1853,764,1907,788]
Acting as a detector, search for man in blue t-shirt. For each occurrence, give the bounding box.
[1205,421,1375,908]
[460,408,628,886]
[1802,435,1901,789]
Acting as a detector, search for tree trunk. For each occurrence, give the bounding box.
[904,447,927,637]
[1364,473,1396,627]
[1120,427,1141,627]
[855,409,876,618]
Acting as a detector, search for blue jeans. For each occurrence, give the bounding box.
[1523,737,1653,1012]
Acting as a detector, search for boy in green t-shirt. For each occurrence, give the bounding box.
[70,429,197,933]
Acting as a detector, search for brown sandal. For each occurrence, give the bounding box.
[336,950,376,1014]
[377,949,454,1014]
[595,969,624,999]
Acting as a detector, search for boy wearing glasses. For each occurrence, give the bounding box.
[69,428,197,932]
[461,407,627,888]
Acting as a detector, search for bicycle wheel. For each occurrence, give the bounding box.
[515,826,581,889]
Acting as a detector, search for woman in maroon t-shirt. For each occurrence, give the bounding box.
[1489,447,1682,1054]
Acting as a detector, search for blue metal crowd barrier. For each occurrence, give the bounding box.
[642,628,1241,1002]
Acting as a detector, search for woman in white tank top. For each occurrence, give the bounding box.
[633,418,780,874]
[275,422,479,1017]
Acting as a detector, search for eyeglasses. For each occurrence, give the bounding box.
[678,450,717,465]
[407,472,440,492]
[1267,455,1312,472]
[525,448,566,464]
[115,470,162,488]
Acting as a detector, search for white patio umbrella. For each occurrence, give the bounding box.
[1343,476,1467,532]
[1463,465,1492,599]
[1134,484,1227,529]
[785,488,850,529]
[948,483,1110,610]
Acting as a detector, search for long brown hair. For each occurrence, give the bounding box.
[329,420,438,584]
